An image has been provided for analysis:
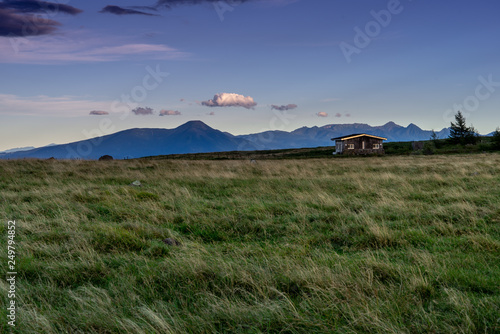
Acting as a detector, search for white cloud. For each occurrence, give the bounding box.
[316,112,328,117]
[0,94,112,116]
[201,93,257,109]
[0,32,190,64]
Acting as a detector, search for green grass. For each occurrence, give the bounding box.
[143,146,338,160]
[1,155,499,333]
[139,137,500,160]
[385,137,499,156]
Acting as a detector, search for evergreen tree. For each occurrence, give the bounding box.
[468,125,480,145]
[493,128,500,150]
[429,129,440,149]
[448,111,477,145]
[430,130,438,142]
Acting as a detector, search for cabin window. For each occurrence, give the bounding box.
[347,144,354,149]
[373,144,380,149]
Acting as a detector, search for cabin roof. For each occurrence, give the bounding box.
[331,133,387,141]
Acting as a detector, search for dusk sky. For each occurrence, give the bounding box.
[1,0,499,151]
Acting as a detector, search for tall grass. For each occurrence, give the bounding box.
[1,154,499,333]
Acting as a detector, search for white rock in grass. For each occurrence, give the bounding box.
[130,180,142,187]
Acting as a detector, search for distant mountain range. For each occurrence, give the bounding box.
[1,121,452,160]
[0,146,35,154]
[0,143,57,155]
[239,121,450,150]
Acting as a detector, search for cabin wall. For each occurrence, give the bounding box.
[341,137,385,155]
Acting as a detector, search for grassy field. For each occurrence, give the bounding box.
[141,146,339,161]
[1,154,499,333]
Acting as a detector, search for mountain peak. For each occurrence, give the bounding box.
[407,123,420,129]
[176,120,211,130]
[1,119,254,159]
[183,120,208,126]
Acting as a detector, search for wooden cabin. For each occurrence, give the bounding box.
[332,134,387,155]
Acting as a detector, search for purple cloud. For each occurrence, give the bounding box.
[0,1,82,15]
[132,107,154,116]
[0,1,81,37]
[159,109,181,116]
[100,5,157,16]
[89,110,109,116]
[271,104,297,111]
[0,8,59,36]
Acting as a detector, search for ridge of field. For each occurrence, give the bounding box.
[1,154,499,333]
[141,137,499,161]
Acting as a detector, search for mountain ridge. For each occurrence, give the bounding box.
[1,121,452,160]
[0,121,258,160]
[237,121,451,150]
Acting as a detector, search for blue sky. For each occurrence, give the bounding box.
[1,0,499,150]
